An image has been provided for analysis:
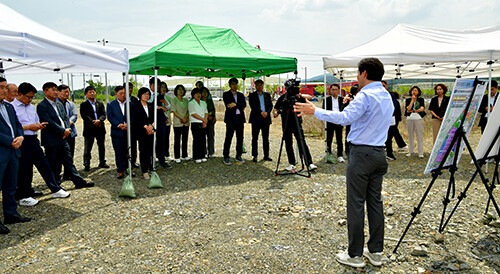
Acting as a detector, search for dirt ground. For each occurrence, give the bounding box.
[1,100,500,273]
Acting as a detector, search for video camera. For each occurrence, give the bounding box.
[277,78,301,115]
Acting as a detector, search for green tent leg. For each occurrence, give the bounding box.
[148,171,163,189]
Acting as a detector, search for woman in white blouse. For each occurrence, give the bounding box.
[188,88,208,163]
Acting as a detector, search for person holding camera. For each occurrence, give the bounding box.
[294,58,393,268]
[273,90,317,171]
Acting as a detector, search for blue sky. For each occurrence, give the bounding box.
[3,0,500,89]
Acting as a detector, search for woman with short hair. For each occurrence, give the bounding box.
[428,84,450,143]
[405,86,426,158]
[170,85,190,163]
[133,87,155,179]
[188,88,208,163]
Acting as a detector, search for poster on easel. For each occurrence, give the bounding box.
[424,79,487,174]
[474,99,500,160]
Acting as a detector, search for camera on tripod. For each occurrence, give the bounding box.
[277,78,301,114]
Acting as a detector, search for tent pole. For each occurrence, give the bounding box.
[486,59,493,173]
[105,72,109,104]
[324,70,328,163]
[153,69,158,170]
[125,72,133,184]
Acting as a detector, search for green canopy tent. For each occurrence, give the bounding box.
[129,23,297,78]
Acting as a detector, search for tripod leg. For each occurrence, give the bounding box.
[485,161,499,214]
[441,169,479,232]
[463,136,500,217]
[439,170,455,231]
[394,174,439,253]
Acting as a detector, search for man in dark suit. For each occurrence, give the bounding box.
[57,85,78,180]
[478,80,498,133]
[323,84,346,163]
[0,77,30,234]
[13,82,70,207]
[107,85,130,179]
[222,78,246,165]
[37,82,94,189]
[248,79,273,162]
[80,86,108,171]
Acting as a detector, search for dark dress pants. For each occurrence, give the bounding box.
[283,124,313,166]
[0,150,19,216]
[251,121,270,158]
[111,134,128,173]
[326,123,343,157]
[17,136,62,199]
[44,141,86,187]
[191,123,207,160]
[346,145,387,257]
[385,125,397,158]
[138,135,154,173]
[393,122,407,148]
[63,136,75,178]
[173,126,189,159]
[165,125,171,158]
[83,134,106,167]
[223,121,244,159]
[205,122,215,156]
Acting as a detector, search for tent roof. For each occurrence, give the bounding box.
[129,23,297,78]
[0,3,129,74]
[323,24,500,80]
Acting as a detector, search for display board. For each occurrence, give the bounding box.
[474,98,500,160]
[424,79,486,174]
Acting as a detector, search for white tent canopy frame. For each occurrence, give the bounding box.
[0,2,128,74]
[323,24,500,80]
[0,3,134,191]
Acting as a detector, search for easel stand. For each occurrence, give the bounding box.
[394,79,500,253]
[275,107,311,178]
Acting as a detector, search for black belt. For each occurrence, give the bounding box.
[348,142,385,148]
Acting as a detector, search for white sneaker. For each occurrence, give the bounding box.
[201,158,207,162]
[399,146,408,151]
[19,197,39,207]
[418,154,424,158]
[405,153,412,157]
[182,157,191,161]
[52,189,70,198]
[175,159,181,163]
[195,159,202,164]
[286,164,296,171]
[209,154,216,158]
[166,156,174,161]
[336,250,365,268]
[309,164,318,170]
[338,156,345,163]
[363,248,383,266]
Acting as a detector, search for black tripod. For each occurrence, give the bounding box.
[275,105,312,178]
[394,78,500,253]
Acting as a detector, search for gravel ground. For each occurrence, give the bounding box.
[1,101,500,273]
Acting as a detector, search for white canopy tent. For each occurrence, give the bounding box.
[0,2,128,74]
[0,3,136,196]
[323,24,500,80]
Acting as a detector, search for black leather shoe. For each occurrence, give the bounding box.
[160,163,172,170]
[0,222,9,234]
[132,163,140,168]
[4,213,31,224]
[99,163,110,168]
[263,157,273,161]
[252,157,258,162]
[84,166,90,172]
[32,190,43,197]
[75,182,95,189]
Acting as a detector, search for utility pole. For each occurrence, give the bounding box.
[98,38,109,103]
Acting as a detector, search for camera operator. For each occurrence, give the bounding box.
[294,58,393,268]
[273,89,317,171]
